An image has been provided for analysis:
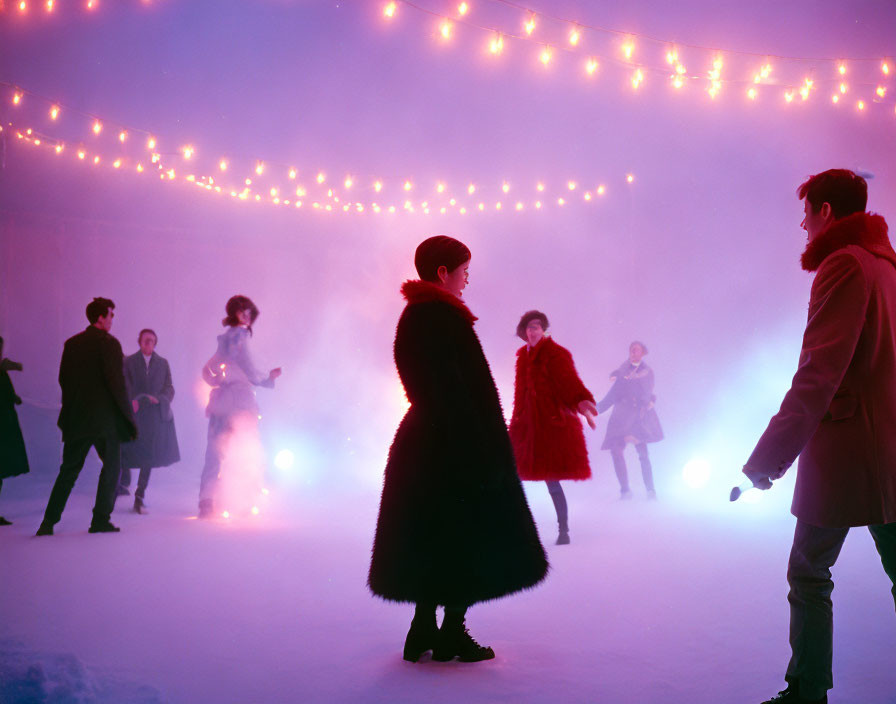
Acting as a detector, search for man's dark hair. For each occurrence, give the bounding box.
[86,297,115,324]
[223,295,259,330]
[797,169,867,219]
[138,328,157,344]
[414,236,471,283]
[516,310,549,341]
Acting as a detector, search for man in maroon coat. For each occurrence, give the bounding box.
[743,169,896,704]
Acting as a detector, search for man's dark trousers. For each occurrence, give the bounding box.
[42,436,121,527]
[786,519,896,698]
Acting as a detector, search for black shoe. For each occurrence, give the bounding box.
[556,530,570,545]
[0,516,12,526]
[198,499,214,519]
[432,621,495,662]
[35,523,53,536]
[133,502,148,515]
[116,486,130,497]
[760,684,827,704]
[403,617,439,662]
[88,521,120,533]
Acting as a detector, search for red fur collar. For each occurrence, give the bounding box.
[801,212,894,272]
[400,280,478,323]
[517,336,553,358]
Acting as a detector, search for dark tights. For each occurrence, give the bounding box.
[546,480,568,532]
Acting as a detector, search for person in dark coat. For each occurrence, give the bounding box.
[743,170,896,704]
[369,236,548,664]
[119,328,180,514]
[37,297,137,536]
[0,336,30,526]
[508,311,597,545]
[596,341,663,499]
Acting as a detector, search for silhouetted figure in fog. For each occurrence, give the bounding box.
[119,329,180,514]
[508,311,597,545]
[596,341,663,499]
[743,170,896,704]
[0,336,29,526]
[369,236,548,664]
[37,298,137,536]
[198,295,280,519]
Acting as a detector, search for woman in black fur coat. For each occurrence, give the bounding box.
[369,236,548,663]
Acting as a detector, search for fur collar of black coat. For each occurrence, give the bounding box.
[400,279,477,324]
[801,212,894,272]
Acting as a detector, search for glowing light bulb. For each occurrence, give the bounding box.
[403,180,413,191]
[440,21,452,40]
[49,105,59,120]
[799,78,813,101]
[255,162,264,175]
[167,168,175,179]
[12,92,23,105]
[665,48,678,65]
[288,168,297,179]
[597,184,605,195]
[92,120,102,135]
[147,136,156,149]
[151,153,160,163]
[383,1,396,18]
[251,506,260,516]
[55,144,63,154]
[557,197,565,206]
[883,62,891,75]
[626,174,634,183]
[784,90,795,103]
[270,187,278,197]
[222,511,230,519]
[631,69,643,89]
[838,63,847,75]
[457,2,468,15]
[831,94,840,104]
[535,201,542,209]
[747,87,757,100]
[568,28,580,46]
[18,1,26,11]
[676,63,686,75]
[672,76,684,89]
[136,163,144,172]
[344,176,353,189]
[94,156,101,164]
[78,150,86,160]
[182,145,194,159]
[317,172,326,184]
[539,47,552,65]
[584,192,592,201]
[840,82,848,94]
[113,158,121,169]
[478,202,485,211]
[586,58,599,75]
[467,183,475,194]
[536,182,545,192]
[496,202,502,210]
[219,159,228,171]
[876,85,886,98]
[87,0,97,8]
[437,182,445,193]
[515,202,524,211]
[502,182,510,193]
[857,100,865,110]
[46,0,53,9]
[622,38,634,60]
[449,197,456,206]
[374,180,383,192]
[296,186,306,197]
[524,15,536,35]
[489,33,504,54]
[567,180,576,190]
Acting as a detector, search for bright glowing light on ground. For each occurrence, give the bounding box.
[274,449,295,470]
[682,458,712,489]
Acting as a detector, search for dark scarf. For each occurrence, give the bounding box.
[801,212,894,272]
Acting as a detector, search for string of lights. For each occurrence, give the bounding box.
[382,0,895,116]
[2,83,634,216]
[0,0,150,14]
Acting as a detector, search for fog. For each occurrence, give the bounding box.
[1,1,895,702]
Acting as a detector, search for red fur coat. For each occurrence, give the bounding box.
[509,337,594,481]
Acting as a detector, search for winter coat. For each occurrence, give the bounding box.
[121,351,180,470]
[0,358,29,480]
[509,337,594,481]
[745,212,896,528]
[57,326,137,443]
[369,280,548,606]
[596,360,663,451]
[201,326,274,419]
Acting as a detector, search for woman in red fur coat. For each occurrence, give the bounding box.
[509,311,597,545]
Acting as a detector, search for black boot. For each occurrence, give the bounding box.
[760,683,827,704]
[0,516,12,526]
[432,608,495,662]
[198,499,214,519]
[35,523,53,536]
[403,603,439,662]
[547,481,569,545]
[88,521,120,533]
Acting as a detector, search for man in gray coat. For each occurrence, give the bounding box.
[37,297,137,535]
[743,170,896,704]
[119,328,180,514]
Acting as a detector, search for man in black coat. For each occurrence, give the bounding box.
[37,297,137,535]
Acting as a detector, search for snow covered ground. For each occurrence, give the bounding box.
[1,460,895,704]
